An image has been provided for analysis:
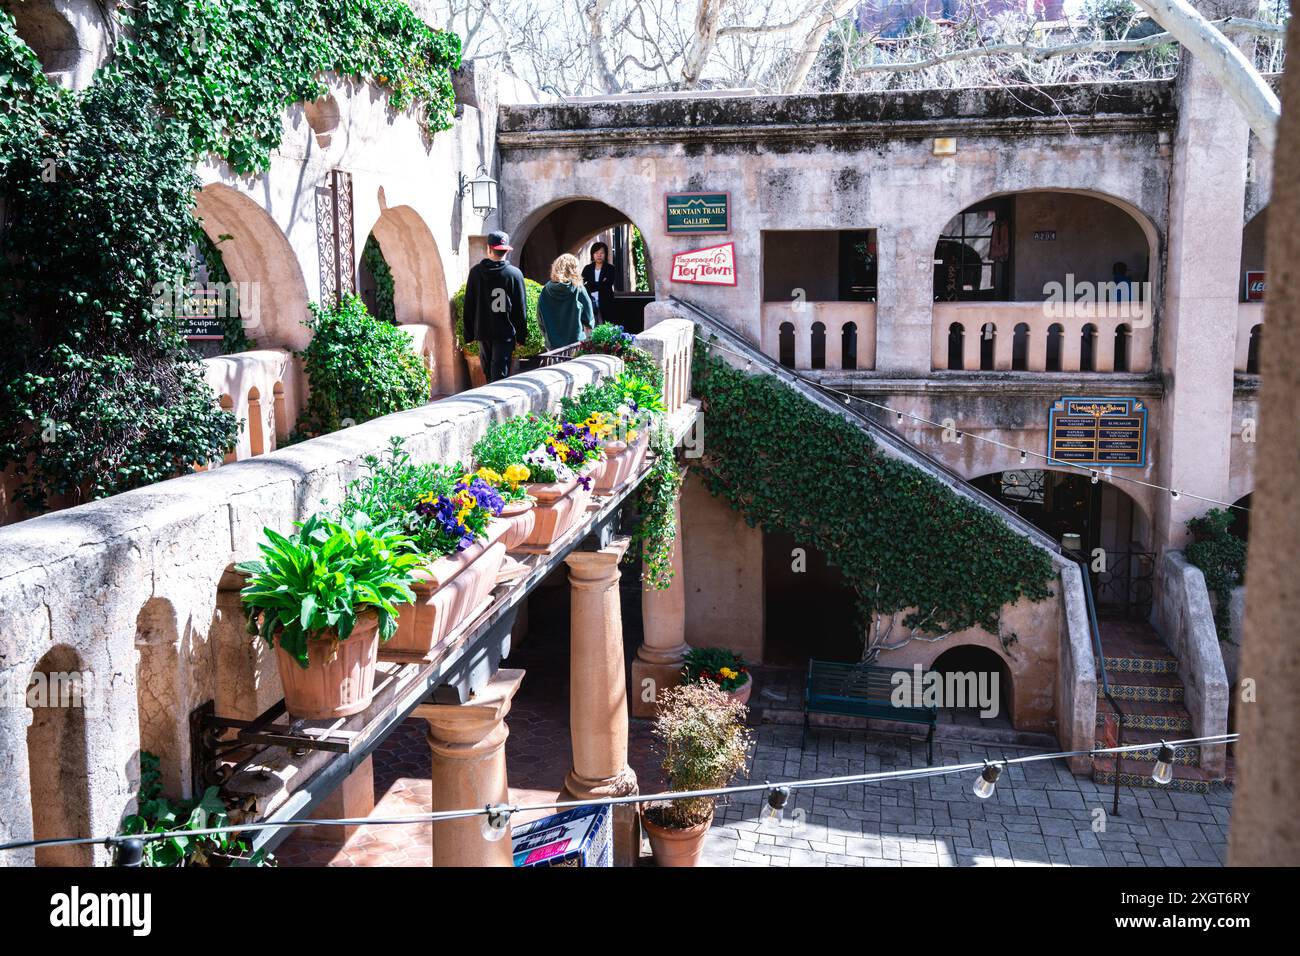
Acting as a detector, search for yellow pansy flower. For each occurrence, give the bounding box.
[504,463,530,484]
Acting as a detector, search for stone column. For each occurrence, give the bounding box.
[415,668,524,867]
[563,538,640,866]
[632,491,690,718]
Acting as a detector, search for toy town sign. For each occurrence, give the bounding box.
[670,242,736,286]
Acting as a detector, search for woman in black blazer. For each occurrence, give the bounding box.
[581,241,621,326]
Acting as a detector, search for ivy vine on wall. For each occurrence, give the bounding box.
[361,233,398,325]
[1,2,462,512]
[1185,508,1247,642]
[691,340,1055,648]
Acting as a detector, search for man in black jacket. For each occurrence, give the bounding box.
[463,231,528,383]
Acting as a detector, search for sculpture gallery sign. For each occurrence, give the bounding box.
[670,242,737,286]
[665,192,729,234]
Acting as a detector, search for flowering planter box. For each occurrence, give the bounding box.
[275,612,382,720]
[513,469,596,553]
[498,499,536,551]
[385,520,509,660]
[594,431,650,496]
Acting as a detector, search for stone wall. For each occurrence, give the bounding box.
[0,356,619,866]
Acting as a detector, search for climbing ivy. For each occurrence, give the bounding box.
[631,225,650,293]
[1185,508,1247,642]
[361,234,397,325]
[109,0,462,174]
[0,2,462,511]
[691,341,1055,638]
[196,230,253,353]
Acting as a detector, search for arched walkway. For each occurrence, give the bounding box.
[193,183,310,351]
[363,204,456,393]
[930,189,1159,373]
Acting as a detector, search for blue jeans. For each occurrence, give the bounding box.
[479,337,514,383]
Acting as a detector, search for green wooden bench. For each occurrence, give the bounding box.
[803,659,938,763]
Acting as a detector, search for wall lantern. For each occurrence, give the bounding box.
[459,164,498,216]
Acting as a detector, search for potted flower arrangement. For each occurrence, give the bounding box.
[237,512,420,719]
[683,646,752,705]
[560,372,665,494]
[643,681,752,867]
[473,412,602,552]
[336,438,512,657]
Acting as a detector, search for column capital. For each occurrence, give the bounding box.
[415,668,525,747]
[565,536,631,589]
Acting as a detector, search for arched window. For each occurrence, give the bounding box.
[1247,324,1262,374]
[947,322,964,371]
[841,322,858,370]
[979,322,996,371]
[1012,323,1030,371]
[1046,324,1064,372]
[1080,323,1097,372]
[811,321,826,370]
[778,322,795,368]
[1114,324,1132,372]
[247,387,265,457]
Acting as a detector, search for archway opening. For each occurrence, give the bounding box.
[514,198,653,333]
[971,468,1153,618]
[930,644,1014,730]
[842,322,858,370]
[762,531,860,666]
[1240,208,1267,302]
[979,322,996,371]
[27,645,92,865]
[811,321,827,370]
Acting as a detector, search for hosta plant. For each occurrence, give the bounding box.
[237,512,421,668]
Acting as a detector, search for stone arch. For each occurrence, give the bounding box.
[512,196,652,293]
[2,0,108,88]
[930,643,1015,724]
[362,204,456,393]
[27,644,92,865]
[135,598,187,798]
[193,183,310,351]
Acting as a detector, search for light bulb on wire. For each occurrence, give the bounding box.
[1151,743,1175,785]
[762,786,791,826]
[481,804,513,842]
[973,761,1002,799]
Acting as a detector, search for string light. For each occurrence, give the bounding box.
[972,760,1002,799]
[762,785,791,824]
[1152,743,1176,785]
[1090,470,1100,485]
[699,338,1250,513]
[0,733,1238,856]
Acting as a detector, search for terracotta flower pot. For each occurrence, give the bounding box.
[643,806,713,867]
[728,672,753,707]
[274,612,381,720]
[464,348,486,389]
[594,431,649,495]
[498,499,536,551]
[514,468,595,551]
[388,521,508,657]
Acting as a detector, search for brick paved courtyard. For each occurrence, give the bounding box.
[696,724,1233,867]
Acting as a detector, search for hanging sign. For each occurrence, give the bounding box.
[665,192,730,235]
[670,242,737,286]
[179,287,226,341]
[1245,271,1266,301]
[1048,396,1147,468]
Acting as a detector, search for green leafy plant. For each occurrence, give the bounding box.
[632,420,680,590]
[1185,508,1248,641]
[361,234,397,325]
[119,752,269,866]
[292,294,431,439]
[631,226,650,293]
[473,412,556,480]
[683,647,749,692]
[337,436,506,558]
[453,277,545,359]
[196,230,254,353]
[691,339,1055,643]
[576,324,663,388]
[648,681,752,830]
[237,511,421,667]
[560,372,665,426]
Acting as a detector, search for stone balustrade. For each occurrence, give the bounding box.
[760,301,876,371]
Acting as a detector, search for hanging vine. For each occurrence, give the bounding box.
[361,233,398,325]
[0,3,461,512]
[691,340,1055,651]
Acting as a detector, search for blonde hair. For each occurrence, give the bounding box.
[550,253,582,287]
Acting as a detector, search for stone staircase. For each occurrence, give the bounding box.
[1092,620,1219,793]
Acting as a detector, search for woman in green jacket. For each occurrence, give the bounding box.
[538,253,595,349]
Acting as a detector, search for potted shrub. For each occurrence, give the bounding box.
[336,438,512,657]
[643,682,752,867]
[683,647,753,706]
[473,413,601,552]
[237,512,420,719]
[575,323,664,390]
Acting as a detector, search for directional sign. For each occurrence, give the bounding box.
[1048,396,1147,468]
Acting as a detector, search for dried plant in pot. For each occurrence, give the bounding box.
[237,512,420,719]
[643,681,752,867]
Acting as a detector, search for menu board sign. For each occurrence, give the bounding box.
[1048,396,1147,467]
